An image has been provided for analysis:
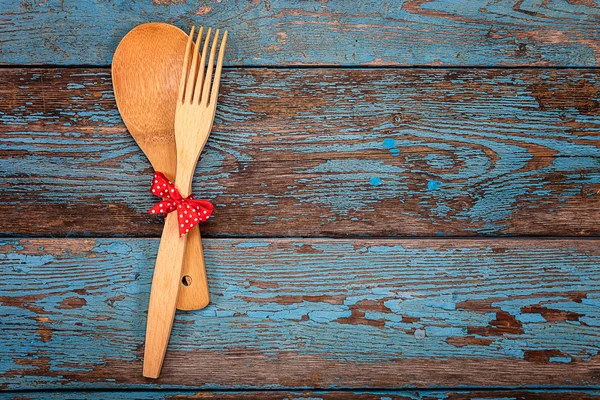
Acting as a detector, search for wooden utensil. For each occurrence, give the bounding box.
[112,22,211,311]
[143,26,227,379]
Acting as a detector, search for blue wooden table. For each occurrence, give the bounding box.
[1,1,600,399]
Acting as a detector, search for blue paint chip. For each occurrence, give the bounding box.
[516,313,546,323]
[390,148,400,156]
[426,301,456,311]
[369,177,382,186]
[549,356,572,364]
[235,242,270,248]
[383,138,396,149]
[67,83,85,89]
[427,180,443,191]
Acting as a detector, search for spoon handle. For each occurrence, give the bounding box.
[143,212,186,379]
[177,225,210,310]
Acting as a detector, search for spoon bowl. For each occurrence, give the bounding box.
[112,22,183,176]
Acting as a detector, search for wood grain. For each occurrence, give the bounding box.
[2,390,600,400]
[3,2,600,397]
[1,68,599,237]
[1,238,599,390]
[1,1,600,66]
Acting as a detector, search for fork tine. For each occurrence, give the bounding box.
[210,30,228,106]
[178,26,195,104]
[201,29,220,105]
[193,28,212,104]
[184,26,203,103]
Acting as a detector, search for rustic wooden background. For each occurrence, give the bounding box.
[1,1,600,399]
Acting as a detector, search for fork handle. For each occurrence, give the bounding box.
[143,212,186,378]
[177,225,210,310]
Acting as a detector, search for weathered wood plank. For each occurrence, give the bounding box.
[1,238,599,390]
[1,1,600,66]
[3,389,600,400]
[1,68,599,237]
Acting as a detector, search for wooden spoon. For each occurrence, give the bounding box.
[112,22,210,311]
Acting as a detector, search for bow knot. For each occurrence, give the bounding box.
[148,172,214,237]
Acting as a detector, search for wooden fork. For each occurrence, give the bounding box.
[143,26,227,379]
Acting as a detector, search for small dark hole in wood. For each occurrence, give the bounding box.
[182,275,192,286]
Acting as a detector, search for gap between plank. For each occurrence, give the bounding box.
[3,235,600,241]
[2,386,600,394]
[2,64,600,70]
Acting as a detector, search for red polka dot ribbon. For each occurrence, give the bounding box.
[148,171,214,237]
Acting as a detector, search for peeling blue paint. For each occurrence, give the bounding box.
[2,69,600,237]
[1,238,600,389]
[2,1,600,67]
